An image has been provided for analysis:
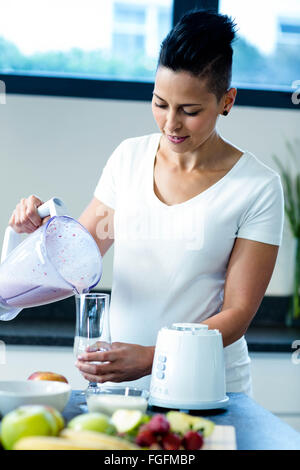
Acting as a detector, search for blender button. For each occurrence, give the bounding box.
[157,363,166,371]
[156,372,165,380]
[158,355,167,363]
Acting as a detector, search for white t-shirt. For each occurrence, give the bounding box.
[94,133,284,392]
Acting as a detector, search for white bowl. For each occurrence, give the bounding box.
[0,380,71,416]
[86,386,149,416]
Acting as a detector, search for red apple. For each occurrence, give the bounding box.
[27,371,68,384]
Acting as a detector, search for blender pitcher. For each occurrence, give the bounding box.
[0,198,102,321]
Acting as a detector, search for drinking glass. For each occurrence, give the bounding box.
[74,293,111,394]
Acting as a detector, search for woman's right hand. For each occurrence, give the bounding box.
[9,195,49,234]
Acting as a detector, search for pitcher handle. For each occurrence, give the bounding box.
[1,197,69,263]
[37,197,69,219]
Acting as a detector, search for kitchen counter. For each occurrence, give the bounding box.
[63,390,300,450]
[0,294,299,352]
[0,314,299,352]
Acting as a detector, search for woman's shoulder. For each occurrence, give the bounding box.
[107,133,160,175]
[119,132,161,150]
[111,133,161,170]
[241,150,281,184]
[221,140,280,185]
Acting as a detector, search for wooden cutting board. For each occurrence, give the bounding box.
[202,425,236,450]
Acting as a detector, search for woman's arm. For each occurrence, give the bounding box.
[76,198,156,383]
[79,197,114,257]
[202,237,279,347]
[76,342,155,384]
[76,237,279,382]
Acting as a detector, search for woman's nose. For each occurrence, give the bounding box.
[165,111,182,133]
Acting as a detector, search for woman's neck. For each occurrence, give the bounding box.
[158,131,228,173]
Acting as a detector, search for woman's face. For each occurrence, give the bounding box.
[152,66,233,154]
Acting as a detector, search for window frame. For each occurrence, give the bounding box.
[0,0,298,109]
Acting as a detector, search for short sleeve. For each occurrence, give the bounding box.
[237,175,284,246]
[93,141,125,209]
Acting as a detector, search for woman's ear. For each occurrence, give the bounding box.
[221,88,237,116]
[225,88,237,110]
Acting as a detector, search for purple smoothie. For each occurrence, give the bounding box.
[0,216,101,310]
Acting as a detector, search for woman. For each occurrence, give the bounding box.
[10,10,284,395]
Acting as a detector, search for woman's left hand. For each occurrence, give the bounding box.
[75,342,155,383]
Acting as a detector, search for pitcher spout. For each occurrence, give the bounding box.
[0,297,22,321]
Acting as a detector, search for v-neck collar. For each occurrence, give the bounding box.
[149,133,249,209]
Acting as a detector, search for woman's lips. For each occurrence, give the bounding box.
[167,135,188,144]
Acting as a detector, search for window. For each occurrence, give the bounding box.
[114,2,146,24]
[219,0,300,91]
[0,0,298,108]
[158,6,173,43]
[280,21,300,36]
[113,33,146,58]
[0,0,173,82]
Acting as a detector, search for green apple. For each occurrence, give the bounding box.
[0,405,58,450]
[166,411,214,437]
[44,406,65,433]
[111,409,150,435]
[67,412,116,435]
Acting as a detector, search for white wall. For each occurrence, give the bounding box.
[249,352,300,432]
[0,93,299,293]
[0,345,87,390]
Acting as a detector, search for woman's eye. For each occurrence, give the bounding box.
[154,103,201,116]
[183,110,200,116]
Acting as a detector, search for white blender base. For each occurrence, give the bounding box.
[149,395,229,410]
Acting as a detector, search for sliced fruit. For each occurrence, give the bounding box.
[67,412,116,435]
[165,411,190,435]
[45,407,64,433]
[111,409,144,434]
[190,416,215,437]
[166,411,214,437]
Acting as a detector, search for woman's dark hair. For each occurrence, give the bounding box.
[158,9,238,102]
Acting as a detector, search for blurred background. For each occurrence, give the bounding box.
[0,0,299,291]
[0,0,299,430]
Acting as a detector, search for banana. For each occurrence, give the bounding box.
[13,436,106,450]
[60,429,140,450]
[13,431,140,450]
